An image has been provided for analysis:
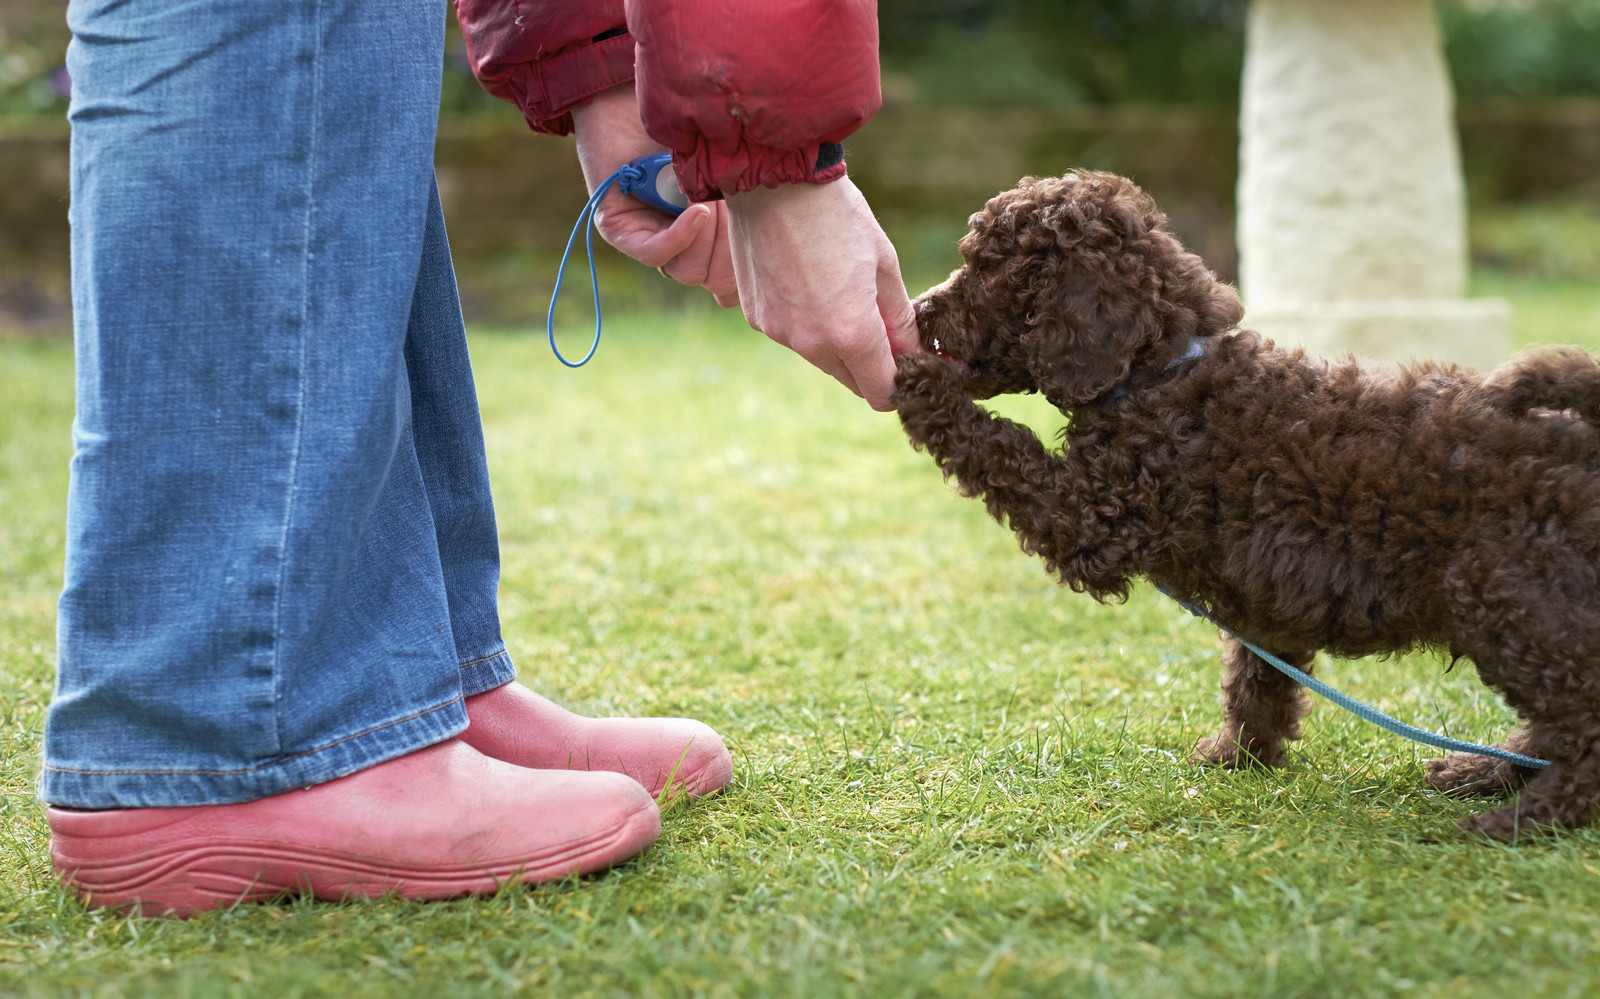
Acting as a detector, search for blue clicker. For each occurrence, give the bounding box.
[618,153,688,216]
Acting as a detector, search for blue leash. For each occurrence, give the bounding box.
[547,154,685,368]
[1162,589,1549,769]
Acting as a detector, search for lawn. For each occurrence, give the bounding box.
[3,273,1600,998]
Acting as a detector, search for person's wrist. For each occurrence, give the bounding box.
[572,83,669,198]
[570,83,640,134]
[724,182,790,214]
[726,174,852,217]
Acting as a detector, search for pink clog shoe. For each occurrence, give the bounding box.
[48,740,660,917]
[462,682,734,798]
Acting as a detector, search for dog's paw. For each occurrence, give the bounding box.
[1424,752,1529,798]
[1192,732,1285,769]
[1458,799,1560,843]
[892,352,964,404]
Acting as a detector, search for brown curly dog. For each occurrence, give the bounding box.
[894,169,1600,841]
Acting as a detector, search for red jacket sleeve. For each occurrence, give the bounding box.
[455,0,881,200]
[455,0,632,136]
[628,0,881,201]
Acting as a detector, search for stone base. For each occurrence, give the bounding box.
[1242,298,1512,371]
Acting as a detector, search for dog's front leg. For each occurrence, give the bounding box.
[1194,638,1316,769]
[894,355,1082,579]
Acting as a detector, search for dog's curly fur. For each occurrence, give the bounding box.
[894,170,1600,841]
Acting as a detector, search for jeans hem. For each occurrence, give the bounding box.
[39,694,469,809]
[458,648,516,698]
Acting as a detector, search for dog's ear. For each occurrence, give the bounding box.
[1020,189,1243,409]
[1023,295,1165,408]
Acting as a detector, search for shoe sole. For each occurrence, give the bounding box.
[52,803,660,917]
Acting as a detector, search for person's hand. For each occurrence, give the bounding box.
[725,177,921,411]
[571,85,738,307]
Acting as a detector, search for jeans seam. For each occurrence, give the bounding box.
[268,0,324,756]
[41,693,463,778]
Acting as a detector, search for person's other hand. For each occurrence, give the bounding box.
[571,84,738,308]
[725,178,920,411]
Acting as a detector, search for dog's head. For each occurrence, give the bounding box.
[914,171,1244,409]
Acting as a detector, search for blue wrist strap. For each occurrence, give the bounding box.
[547,154,685,368]
[547,165,635,368]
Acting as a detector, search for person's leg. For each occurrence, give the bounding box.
[395,100,732,801]
[409,198,732,793]
[48,0,464,808]
[45,0,656,914]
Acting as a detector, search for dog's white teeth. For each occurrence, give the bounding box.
[933,338,941,351]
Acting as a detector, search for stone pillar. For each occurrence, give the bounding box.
[1237,0,1508,369]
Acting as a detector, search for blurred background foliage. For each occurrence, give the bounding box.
[877,0,1600,107]
[3,0,1600,334]
[877,0,1249,107]
[11,0,1600,117]
[1442,0,1600,100]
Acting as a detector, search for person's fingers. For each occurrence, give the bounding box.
[877,255,922,358]
[569,87,736,308]
[802,347,864,399]
[658,247,710,288]
[595,198,737,308]
[657,205,717,287]
[701,201,739,300]
[595,202,710,268]
[774,270,907,409]
[831,325,898,411]
[660,201,738,298]
[724,178,914,408]
[771,313,882,405]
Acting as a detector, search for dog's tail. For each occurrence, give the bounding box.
[1487,347,1600,425]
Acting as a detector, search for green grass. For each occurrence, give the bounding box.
[4,275,1600,998]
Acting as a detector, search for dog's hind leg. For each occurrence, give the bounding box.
[1454,647,1600,839]
[1459,716,1600,840]
[1446,534,1600,839]
[1424,725,1539,797]
[1193,639,1316,769]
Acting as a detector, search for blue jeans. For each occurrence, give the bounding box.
[45,0,516,808]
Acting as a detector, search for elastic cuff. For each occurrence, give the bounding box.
[673,138,848,202]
